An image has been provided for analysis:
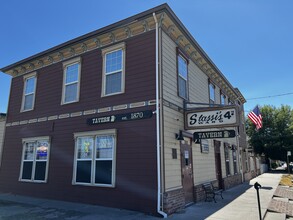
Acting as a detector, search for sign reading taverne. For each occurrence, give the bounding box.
[87,110,153,125]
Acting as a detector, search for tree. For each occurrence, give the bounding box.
[246,105,293,161]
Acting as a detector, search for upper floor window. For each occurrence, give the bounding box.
[221,93,226,105]
[102,43,125,97]
[20,136,50,183]
[228,98,234,105]
[62,57,81,105]
[177,54,188,99]
[209,83,215,104]
[21,72,37,112]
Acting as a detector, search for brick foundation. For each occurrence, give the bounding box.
[194,184,205,202]
[194,180,218,202]
[163,188,185,215]
[244,172,253,181]
[223,174,242,190]
[244,170,258,182]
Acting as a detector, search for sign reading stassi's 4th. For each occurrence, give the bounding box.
[185,106,238,129]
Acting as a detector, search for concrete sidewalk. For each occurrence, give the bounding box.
[0,173,283,220]
[169,173,282,220]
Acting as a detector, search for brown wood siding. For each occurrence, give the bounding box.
[6,30,156,122]
[0,107,157,213]
[1,31,158,214]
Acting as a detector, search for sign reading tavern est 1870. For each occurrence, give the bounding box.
[185,106,238,130]
[87,110,153,125]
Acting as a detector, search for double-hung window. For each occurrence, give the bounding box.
[209,83,215,105]
[20,137,50,182]
[102,43,125,96]
[73,129,116,187]
[177,54,188,99]
[62,57,81,104]
[21,73,37,112]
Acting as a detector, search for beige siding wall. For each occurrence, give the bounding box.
[188,61,209,103]
[162,31,185,190]
[161,31,240,190]
[192,140,216,184]
[161,30,182,107]
[163,107,184,190]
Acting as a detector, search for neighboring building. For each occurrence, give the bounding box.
[0,4,249,216]
[0,113,6,167]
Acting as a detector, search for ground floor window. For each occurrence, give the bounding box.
[224,143,231,176]
[232,146,238,174]
[20,136,50,183]
[73,129,116,187]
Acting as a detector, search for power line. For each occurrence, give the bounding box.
[246,92,293,101]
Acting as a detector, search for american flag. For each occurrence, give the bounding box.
[248,105,262,130]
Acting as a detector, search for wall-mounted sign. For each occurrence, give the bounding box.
[87,110,153,125]
[185,106,238,130]
[194,130,236,141]
[200,139,209,153]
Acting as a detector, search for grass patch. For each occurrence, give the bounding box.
[279,174,293,186]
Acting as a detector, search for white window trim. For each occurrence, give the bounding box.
[101,43,126,97]
[72,129,117,188]
[61,57,81,105]
[21,72,37,112]
[177,54,188,99]
[19,136,51,183]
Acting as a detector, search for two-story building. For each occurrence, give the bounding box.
[0,4,249,217]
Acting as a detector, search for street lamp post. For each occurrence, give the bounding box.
[254,182,262,220]
[287,151,291,174]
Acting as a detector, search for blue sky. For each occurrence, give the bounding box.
[1,0,293,114]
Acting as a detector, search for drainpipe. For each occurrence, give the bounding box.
[153,12,168,219]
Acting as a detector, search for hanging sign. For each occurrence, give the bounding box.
[87,110,153,125]
[185,106,238,130]
[194,130,236,141]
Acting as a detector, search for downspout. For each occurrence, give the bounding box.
[153,12,168,219]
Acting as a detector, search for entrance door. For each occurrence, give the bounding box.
[180,142,194,205]
[214,140,223,189]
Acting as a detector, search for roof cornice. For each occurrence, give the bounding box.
[159,5,241,101]
[1,3,243,102]
[0,3,169,75]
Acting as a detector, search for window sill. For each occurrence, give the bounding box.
[19,179,47,183]
[73,182,115,188]
[20,108,34,113]
[102,91,124,98]
[61,100,79,105]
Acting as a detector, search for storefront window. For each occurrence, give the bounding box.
[73,130,116,187]
[20,137,50,182]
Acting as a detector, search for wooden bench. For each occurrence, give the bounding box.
[202,182,223,203]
